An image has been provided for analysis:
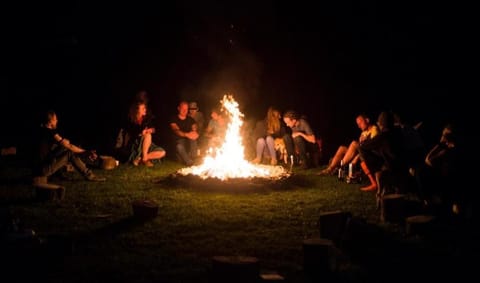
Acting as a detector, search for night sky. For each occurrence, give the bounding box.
[1,1,472,157]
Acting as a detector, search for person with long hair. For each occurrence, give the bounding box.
[252,106,289,165]
[125,100,166,167]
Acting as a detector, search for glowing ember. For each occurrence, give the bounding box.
[177,95,290,180]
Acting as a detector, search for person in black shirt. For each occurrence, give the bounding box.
[33,110,106,182]
[169,101,199,166]
[124,100,166,167]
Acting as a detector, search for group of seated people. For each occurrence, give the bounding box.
[30,92,466,219]
[317,113,380,191]
[115,96,200,167]
[250,107,321,169]
[318,110,466,218]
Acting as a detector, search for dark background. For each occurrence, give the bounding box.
[1,1,473,159]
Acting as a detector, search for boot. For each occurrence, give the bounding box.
[85,170,106,182]
[359,161,377,191]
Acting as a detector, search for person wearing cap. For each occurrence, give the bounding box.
[125,99,166,167]
[188,102,205,136]
[188,101,205,155]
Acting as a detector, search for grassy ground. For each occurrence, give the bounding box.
[0,156,477,283]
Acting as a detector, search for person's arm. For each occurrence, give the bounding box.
[170,119,199,140]
[142,114,156,135]
[141,127,155,135]
[170,122,186,138]
[425,143,449,167]
[292,131,316,143]
[54,133,87,154]
[292,119,316,143]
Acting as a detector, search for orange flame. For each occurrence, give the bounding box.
[177,95,289,180]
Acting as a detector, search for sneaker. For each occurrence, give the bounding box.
[85,174,106,182]
[251,158,261,164]
[270,159,278,166]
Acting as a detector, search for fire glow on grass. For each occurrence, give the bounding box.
[177,95,290,180]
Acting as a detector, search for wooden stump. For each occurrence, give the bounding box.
[260,271,285,281]
[303,238,335,278]
[381,194,405,223]
[317,210,350,244]
[211,256,260,283]
[405,215,435,237]
[34,183,65,201]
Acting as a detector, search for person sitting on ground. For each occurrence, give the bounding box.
[422,123,463,216]
[393,112,425,172]
[188,102,205,136]
[125,99,166,167]
[252,106,289,166]
[169,101,199,166]
[318,113,379,191]
[203,107,228,151]
[359,111,407,203]
[282,110,316,169]
[32,110,106,182]
[188,101,205,154]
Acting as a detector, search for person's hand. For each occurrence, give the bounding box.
[142,128,155,135]
[186,131,199,140]
[147,127,155,134]
[292,132,301,139]
[359,133,367,142]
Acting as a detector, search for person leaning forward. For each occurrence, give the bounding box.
[32,110,106,182]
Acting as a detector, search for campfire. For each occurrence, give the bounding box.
[174,95,290,184]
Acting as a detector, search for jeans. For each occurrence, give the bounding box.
[175,138,198,166]
[255,136,276,161]
[41,148,91,178]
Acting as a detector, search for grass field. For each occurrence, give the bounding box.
[0,156,476,283]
